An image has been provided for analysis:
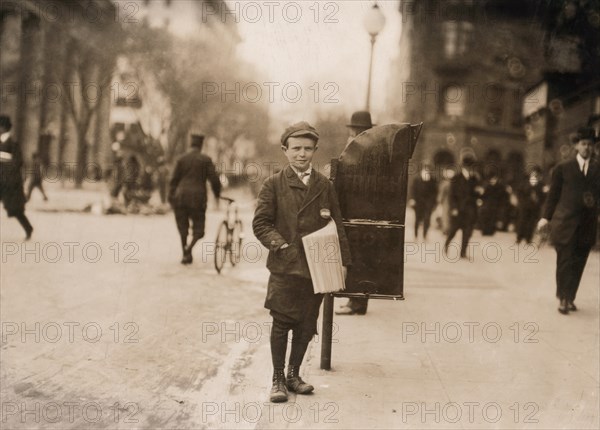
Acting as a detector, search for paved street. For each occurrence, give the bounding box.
[1,186,599,429]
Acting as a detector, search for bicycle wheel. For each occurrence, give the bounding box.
[214,221,229,274]
[230,220,244,266]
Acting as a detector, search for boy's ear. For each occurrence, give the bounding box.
[281,145,287,152]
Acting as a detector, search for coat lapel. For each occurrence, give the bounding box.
[585,159,599,181]
[283,165,327,213]
[284,165,306,190]
[299,170,327,214]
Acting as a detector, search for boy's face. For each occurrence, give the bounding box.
[282,136,317,172]
[574,139,593,159]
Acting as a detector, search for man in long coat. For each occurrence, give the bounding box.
[253,121,351,403]
[410,163,438,240]
[444,156,480,258]
[169,134,221,264]
[515,166,546,244]
[538,127,599,314]
[336,111,373,316]
[0,115,33,240]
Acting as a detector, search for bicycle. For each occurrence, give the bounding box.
[214,197,244,274]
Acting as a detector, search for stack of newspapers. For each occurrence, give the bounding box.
[302,220,346,294]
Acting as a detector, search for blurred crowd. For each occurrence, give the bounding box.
[409,141,600,246]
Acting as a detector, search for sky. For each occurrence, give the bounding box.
[232,0,402,126]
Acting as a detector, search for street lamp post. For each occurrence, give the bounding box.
[363,2,386,112]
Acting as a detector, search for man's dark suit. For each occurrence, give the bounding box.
[169,148,221,241]
[444,172,479,257]
[543,158,600,303]
[411,175,438,238]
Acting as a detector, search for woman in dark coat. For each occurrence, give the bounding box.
[515,167,547,244]
[479,175,507,236]
[0,115,33,239]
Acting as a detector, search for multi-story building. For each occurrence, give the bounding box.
[1,0,121,184]
[522,0,600,170]
[388,0,547,183]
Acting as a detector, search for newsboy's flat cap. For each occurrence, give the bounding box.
[280,121,319,145]
[573,126,596,142]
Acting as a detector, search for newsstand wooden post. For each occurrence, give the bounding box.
[320,123,422,370]
[320,294,335,370]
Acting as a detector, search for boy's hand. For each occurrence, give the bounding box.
[342,266,348,280]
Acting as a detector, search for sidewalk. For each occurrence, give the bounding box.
[293,227,600,429]
[24,181,256,214]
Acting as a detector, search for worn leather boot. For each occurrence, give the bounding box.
[286,365,314,394]
[269,369,288,403]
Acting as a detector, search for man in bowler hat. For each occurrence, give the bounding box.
[336,111,374,316]
[169,134,221,264]
[0,114,33,240]
[253,121,351,403]
[538,127,599,314]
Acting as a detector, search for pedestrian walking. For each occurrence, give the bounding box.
[0,115,33,240]
[336,111,373,316]
[26,152,48,202]
[436,166,456,234]
[410,163,438,240]
[169,134,221,265]
[444,156,480,258]
[537,127,600,314]
[123,155,141,207]
[155,156,169,204]
[253,121,352,403]
[110,151,125,200]
[515,166,546,244]
[478,174,506,236]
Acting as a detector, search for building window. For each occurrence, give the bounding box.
[442,85,465,117]
[442,21,473,59]
[443,22,458,59]
[486,107,503,126]
[547,36,582,73]
[510,89,524,128]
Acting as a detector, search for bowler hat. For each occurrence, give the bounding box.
[191,134,205,147]
[280,121,319,145]
[347,111,374,129]
[0,115,12,131]
[572,126,596,142]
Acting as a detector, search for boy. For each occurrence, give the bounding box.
[253,121,351,402]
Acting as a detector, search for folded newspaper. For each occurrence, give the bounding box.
[302,220,346,294]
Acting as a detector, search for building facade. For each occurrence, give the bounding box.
[1,0,121,184]
[388,0,547,183]
[522,0,600,170]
